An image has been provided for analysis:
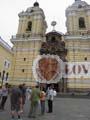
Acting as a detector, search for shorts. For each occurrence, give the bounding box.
[11,103,20,112]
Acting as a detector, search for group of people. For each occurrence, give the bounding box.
[10,83,26,120]
[0,83,57,120]
[28,85,57,119]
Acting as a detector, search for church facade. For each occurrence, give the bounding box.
[0,0,90,92]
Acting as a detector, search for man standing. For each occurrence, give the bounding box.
[47,86,56,113]
[40,87,46,115]
[28,85,40,118]
[10,85,23,120]
[20,84,26,110]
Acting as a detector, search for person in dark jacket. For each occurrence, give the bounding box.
[10,85,23,120]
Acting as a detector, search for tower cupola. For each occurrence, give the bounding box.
[16,1,47,38]
[33,1,39,7]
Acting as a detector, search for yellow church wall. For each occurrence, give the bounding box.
[10,40,41,85]
[68,84,90,89]
[66,39,90,62]
[0,43,13,85]
[67,77,90,90]
[0,46,12,71]
[65,38,90,90]
[67,51,90,62]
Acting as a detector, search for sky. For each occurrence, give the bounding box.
[0,0,90,46]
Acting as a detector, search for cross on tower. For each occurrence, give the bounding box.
[51,21,57,31]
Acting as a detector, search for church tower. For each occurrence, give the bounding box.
[66,0,90,35]
[65,0,90,62]
[65,0,90,91]
[10,2,47,85]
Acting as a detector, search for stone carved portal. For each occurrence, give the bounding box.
[38,31,67,91]
[32,55,63,84]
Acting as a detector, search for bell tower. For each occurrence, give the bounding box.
[65,0,90,92]
[10,2,47,85]
[65,0,90,62]
[17,2,47,37]
[66,0,90,35]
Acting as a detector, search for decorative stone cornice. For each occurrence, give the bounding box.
[68,79,90,83]
[10,34,44,43]
[13,48,39,52]
[0,36,13,54]
[64,35,90,40]
[66,47,90,51]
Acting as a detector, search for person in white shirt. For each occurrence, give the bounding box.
[26,87,32,100]
[47,86,56,113]
[0,83,9,110]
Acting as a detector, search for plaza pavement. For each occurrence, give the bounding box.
[0,96,90,120]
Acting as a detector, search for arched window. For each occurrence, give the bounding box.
[26,21,32,31]
[79,17,86,28]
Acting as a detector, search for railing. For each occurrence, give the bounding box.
[11,33,44,40]
[65,30,90,36]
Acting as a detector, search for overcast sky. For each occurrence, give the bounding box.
[0,0,90,46]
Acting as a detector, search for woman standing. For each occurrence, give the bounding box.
[40,88,46,115]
